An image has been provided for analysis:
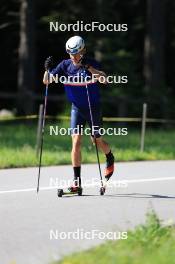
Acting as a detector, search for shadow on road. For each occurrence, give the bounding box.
[104,193,175,199]
[58,193,175,199]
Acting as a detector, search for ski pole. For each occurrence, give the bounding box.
[85,82,104,188]
[37,72,49,193]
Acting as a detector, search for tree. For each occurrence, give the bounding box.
[17,0,35,114]
[143,0,166,100]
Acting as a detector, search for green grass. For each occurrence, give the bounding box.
[0,121,175,168]
[54,210,175,264]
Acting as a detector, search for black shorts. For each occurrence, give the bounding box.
[70,104,102,138]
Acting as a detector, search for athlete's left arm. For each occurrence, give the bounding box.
[88,66,107,84]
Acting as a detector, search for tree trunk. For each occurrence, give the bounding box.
[17,0,35,114]
[143,0,166,97]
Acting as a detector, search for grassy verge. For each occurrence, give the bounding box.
[55,210,175,264]
[0,121,175,168]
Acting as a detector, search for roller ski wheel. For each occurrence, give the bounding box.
[100,186,105,196]
[57,189,64,197]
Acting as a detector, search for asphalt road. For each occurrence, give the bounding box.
[0,161,175,264]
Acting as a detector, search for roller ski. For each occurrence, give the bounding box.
[57,186,83,197]
[57,178,83,197]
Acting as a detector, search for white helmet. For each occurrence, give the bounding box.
[66,36,85,55]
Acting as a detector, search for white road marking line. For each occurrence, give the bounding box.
[0,176,175,195]
[125,176,175,183]
[0,186,56,194]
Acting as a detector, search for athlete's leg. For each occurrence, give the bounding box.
[70,134,82,188]
[91,136,114,181]
[86,104,115,181]
[71,134,82,167]
[91,136,110,154]
[86,105,113,155]
[70,104,85,190]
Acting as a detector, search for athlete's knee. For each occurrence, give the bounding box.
[90,135,101,144]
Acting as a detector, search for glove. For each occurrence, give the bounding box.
[79,56,90,70]
[44,56,53,71]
